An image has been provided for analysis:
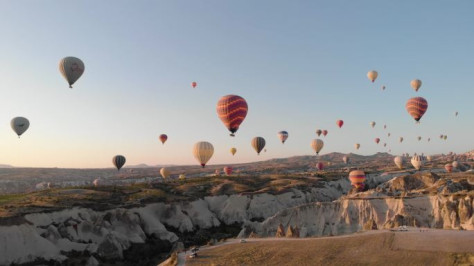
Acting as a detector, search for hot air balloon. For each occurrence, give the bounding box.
[455,111,458,117]
[336,120,344,128]
[406,97,428,122]
[191,81,197,88]
[179,174,186,180]
[427,138,431,142]
[322,130,328,137]
[445,163,453,173]
[410,79,422,92]
[452,161,459,168]
[311,139,324,155]
[217,95,248,136]
[224,166,233,176]
[316,162,324,171]
[193,141,214,167]
[411,155,425,170]
[381,85,386,90]
[160,168,170,179]
[426,155,432,162]
[354,143,360,150]
[384,125,387,130]
[278,131,289,144]
[399,137,404,143]
[215,169,220,176]
[383,143,387,147]
[349,170,366,191]
[11,117,30,138]
[444,135,447,140]
[59,57,85,88]
[316,129,322,137]
[388,133,391,137]
[367,70,378,83]
[159,134,168,144]
[394,156,404,169]
[375,138,380,144]
[343,156,350,164]
[251,137,266,155]
[230,147,237,156]
[418,136,422,141]
[370,121,376,128]
[112,155,126,171]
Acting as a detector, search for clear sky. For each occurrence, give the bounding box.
[0,1,473,168]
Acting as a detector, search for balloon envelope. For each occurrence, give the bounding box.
[59,57,85,88]
[394,156,404,169]
[216,95,248,136]
[322,130,328,137]
[224,166,233,176]
[343,156,350,164]
[445,164,453,173]
[160,168,170,179]
[193,141,214,167]
[411,155,425,170]
[112,155,126,171]
[278,131,289,144]
[316,129,322,137]
[230,147,237,156]
[336,120,344,128]
[159,134,168,144]
[191,81,197,88]
[316,162,324,171]
[370,121,376,128]
[354,143,360,150]
[406,97,428,122]
[367,70,378,82]
[251,137,266,155]
[11,117,30,137]
[349,170,366,191]
[375,138,380,144]
[311,139,324,155]
[410,79,422,92]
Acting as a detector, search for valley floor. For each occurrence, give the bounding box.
[182,229,474,266]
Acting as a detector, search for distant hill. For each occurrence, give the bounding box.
[125,164,175,168]
[0,164,14,168]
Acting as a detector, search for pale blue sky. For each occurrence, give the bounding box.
[0,1,472,167]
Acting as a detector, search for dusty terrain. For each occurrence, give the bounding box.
[185,230,474,266]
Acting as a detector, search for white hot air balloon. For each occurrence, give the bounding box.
[11,117,30,138]
[193,141,214,168]
[410,79,422,92]
[160,168,170,179]
[59,57,85,88]
[411,155,425,170]
[367,70,378,82]
[370,121,376,128]
[311,139,324,155]
[394,156,404,170]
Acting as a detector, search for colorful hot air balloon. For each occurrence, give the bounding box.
[343,156,350,164]
[406,97,428,122]
[160,168,170,179]
[311,139,324,155]
[278,131,289,144]
[11,117,30,138]
[191,81,197,88]
[399,137,404,143]
[394,156,404,169]
[251,137,266,155]
[445,163,453,173]
[354,143,360,150]
[349,170,366,191]
[336,120,344,128]
[59,57,85,88]
[375,138,380,144]
[322,130,328,137]
[217,95,248,136]
[410,79,422,92]
[411,155,425,170]
[367,70,378,83]
[224,166,233,176]
[316,162,324,171]
[112,155,126,171]
[193,141,214,167]
[230,147,237,156]
[316,129,322,137]
[452,161,459,168]
[159,134,168,144]
[426,155,432,162]
[370,121,376,128]
[179,174,186,180]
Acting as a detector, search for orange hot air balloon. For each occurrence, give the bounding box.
[354,143,360,150]
[191,81,197,88]
[322,130,328,137]
[445,163,453,173]
[375,138,380,144]
[224,166,233,176]
[316,129,322,137]
[159,134,168,144]
[406,97,428,122]
[336,120,344,128]
[349,170,366,191]
[217,95,248,136]
[316,162,324,171]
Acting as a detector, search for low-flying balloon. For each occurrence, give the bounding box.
[445,163,453,173]
[278,131,289,144]
[406,97,428,122]
[410,79,422,92]
[316,162,324,171]
[251,137,266,155]
[160,168,170,179]
[311,139,324,155]
[193,141,214,167]
[349,170,366,191]
[452,161,459,168]
[224,166,233,176]
[179,174,186,180]
[411,155,425,170]
[59,57,85,88]
[343,156,350,164]
[394,156,404,169]
[11,117,30,138]
[444,135,447,140]
[112,155,126,171]
[384,125,387,130]
[217,95,248,137]
[388,133,391,137]
[367,70,378,82]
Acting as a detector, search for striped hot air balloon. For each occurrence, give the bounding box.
[445,163,453,173]
[217,95,248,136]
[278,131,289,144]
[159,134,168,144]
[112,155,126,171]
[59,57,85,88]
[406,97,428,122]
[349,170,366,191]
[224,166,233,176]
[311,139,324,155]
[316,162,324,171]
[193,141,214,167]
[251,137,266,155]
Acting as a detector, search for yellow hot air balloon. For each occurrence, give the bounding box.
[311,139,324,155]
[410,79,422,92]
[354,143,360,150]
[230,147,237,156]
[394,156,404,169]
[367,70,378,82]
[160,168,170,179]
[193,141,214,168]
